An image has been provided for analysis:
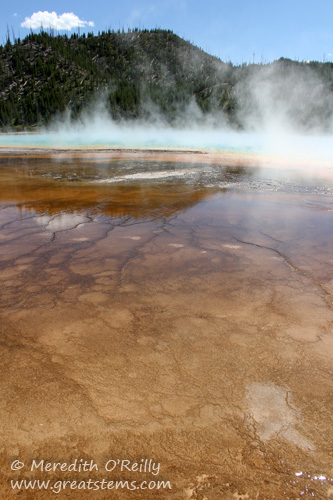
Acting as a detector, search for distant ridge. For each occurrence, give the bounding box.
[0,29,332,130]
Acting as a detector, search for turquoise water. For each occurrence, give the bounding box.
[0,127,332,162]
[0,129,262,154]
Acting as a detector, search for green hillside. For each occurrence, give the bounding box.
[0,29,332,130]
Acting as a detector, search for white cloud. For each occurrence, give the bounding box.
[21,11,94,30]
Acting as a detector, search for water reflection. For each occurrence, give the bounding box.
[0,157,332,223]
[0,176,217,223]
[0,155,332,500]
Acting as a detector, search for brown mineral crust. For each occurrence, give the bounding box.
[0,153,332,499]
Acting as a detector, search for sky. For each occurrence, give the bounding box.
[1,0,333,64]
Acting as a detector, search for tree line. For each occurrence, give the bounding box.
[0,29,332,130]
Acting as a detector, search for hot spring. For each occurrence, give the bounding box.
[0,134,332,499]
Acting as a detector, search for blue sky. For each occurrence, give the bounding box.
[1,0,333,64]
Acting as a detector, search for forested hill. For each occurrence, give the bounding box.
[0,29,333,130]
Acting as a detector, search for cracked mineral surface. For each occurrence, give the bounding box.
[0,150,332,499]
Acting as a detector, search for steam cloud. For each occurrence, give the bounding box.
[1,47,332,169]
[234,63,333,134]
[44,60,333,165]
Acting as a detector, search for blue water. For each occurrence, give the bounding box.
[0,126,332,162]
[0,128,261,154]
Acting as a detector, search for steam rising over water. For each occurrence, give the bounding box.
[0,121,332,163]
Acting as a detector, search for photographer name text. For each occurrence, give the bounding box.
[12,458,160,475]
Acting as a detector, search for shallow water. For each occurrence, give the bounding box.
[0,153,332,499]
[1,128,333,163]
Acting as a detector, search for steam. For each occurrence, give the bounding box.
[43,59,333,164]
[38,106,333,168]
[1,58,332,168]
[234,62,333,133]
